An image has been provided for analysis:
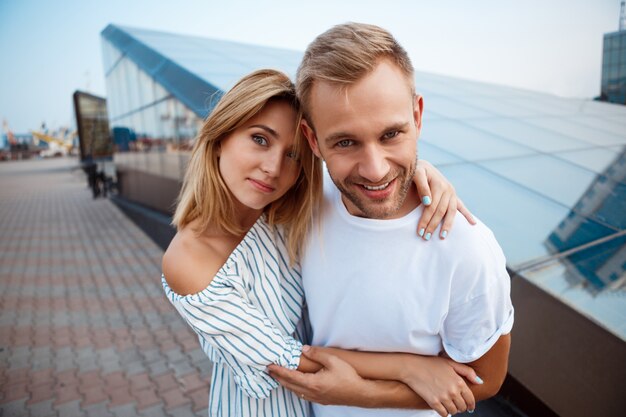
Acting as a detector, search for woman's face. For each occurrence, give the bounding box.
[218,100,301,212]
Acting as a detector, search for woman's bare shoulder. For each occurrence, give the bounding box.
[162,225,231,296]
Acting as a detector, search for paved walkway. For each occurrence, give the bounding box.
[0,158,210,417]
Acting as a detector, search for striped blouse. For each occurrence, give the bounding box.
[162,217,311,417]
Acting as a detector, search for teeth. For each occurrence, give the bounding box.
[363,182,390,191]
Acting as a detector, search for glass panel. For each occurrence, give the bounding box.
[423,95,494,119]
[523,116,626,147]
[454,96,538,117]
[438,163,571,265]
[419,142,462,166]
[520,232,626,341]
[478,154,598,208]
[421,119,536,160]
[571,115,626,136]
[467,118,590,152]
[555,148,622,174]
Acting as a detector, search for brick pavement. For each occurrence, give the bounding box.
[0,158,211,417]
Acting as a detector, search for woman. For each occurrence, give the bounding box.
[162,69,478,417]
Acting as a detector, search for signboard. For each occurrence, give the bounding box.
[73,91,113,161]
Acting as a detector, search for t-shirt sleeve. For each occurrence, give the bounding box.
[162,272,302,399]
[440,229,514,363]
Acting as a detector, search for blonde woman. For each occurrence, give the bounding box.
[162,69,478,417]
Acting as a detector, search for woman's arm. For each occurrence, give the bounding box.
[413,159,475,240]
[162,233,304,399]
[270,346,481,416]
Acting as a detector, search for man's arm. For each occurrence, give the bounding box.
[270,347,453,417]
[268,334,511,416]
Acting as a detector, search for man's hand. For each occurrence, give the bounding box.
[400,355,481,416]
[414,160,475,240]
[268,346,375,407]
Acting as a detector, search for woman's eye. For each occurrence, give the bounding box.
[252,135,268,146]
[383,131,399,139]
[336,139,353,148]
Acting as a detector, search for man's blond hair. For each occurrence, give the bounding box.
[172,69,322,263]
[296,22,415,121]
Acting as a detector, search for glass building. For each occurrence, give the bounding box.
[101,24,626,417]
[601,29,626,104]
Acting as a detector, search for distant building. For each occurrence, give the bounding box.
[101,24,626,417]
[600,30,626,104]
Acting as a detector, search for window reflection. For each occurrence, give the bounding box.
[545,147,626,293]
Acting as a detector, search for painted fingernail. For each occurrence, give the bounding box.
[468,410,475,414]
[475,375,484,384]
[441,230,448,239]
[425,233,431,241]
[422,196,431,205]
[419,228,425,237]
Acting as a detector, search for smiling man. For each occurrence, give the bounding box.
[270,23,515,417]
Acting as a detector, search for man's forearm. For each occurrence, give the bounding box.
[299,347,431,409]
[315,347,411,380]
[356,379,430,409]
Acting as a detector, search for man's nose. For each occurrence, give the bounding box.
[357,144,390,183]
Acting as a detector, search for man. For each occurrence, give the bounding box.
[269,23,514,417]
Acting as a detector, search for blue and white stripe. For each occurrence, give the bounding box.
[162,217,311,416]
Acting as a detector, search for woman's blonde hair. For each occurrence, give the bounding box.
[173,69,322,263]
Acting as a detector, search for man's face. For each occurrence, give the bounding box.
[302,59,423,219]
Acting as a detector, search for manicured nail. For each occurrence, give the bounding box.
[425,233,431,241]
[468,410,475,414]
[419,228,425,237]
[302,345,310,352]
[441,230,448,239]
[422,196,431,206]
[475,375,483,384]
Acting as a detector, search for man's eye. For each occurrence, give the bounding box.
[336,139,353,148]
[252,135,268,146]
[383,131,399,139]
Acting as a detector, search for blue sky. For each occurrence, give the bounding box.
[0,0,621,132]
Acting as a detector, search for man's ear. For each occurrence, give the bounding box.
[301,119,322,158]
[413,94,424,132]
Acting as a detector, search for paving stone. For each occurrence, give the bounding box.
[123,360,148,376]
[53,356,75,373]
[134,388,162,411]
[53,398,85,417]
[108,403,138,417]
[186,348,207,364]
[164,348,185,364]
[0,398,28,416]
[118,348,142,366]
[147,359,169,376]
[83,401,114,417]
[165,403,196,417]
[0,159,210,417]
[141,348,162,364]
[26,398,54,416]
[196,360,213,379]
[138,404,168,417]
[169,359,196,379]
[186,387,209,413]
[161,387,191,411]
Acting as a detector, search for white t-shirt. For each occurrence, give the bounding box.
[302,184,514,417]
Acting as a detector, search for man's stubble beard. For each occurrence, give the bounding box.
[329,156,418,219]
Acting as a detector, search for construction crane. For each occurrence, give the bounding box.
[2,119,18,146]
[31,130,75,157]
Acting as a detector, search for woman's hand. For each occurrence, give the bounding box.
[400,355,482,416]
[414,160,476,240]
